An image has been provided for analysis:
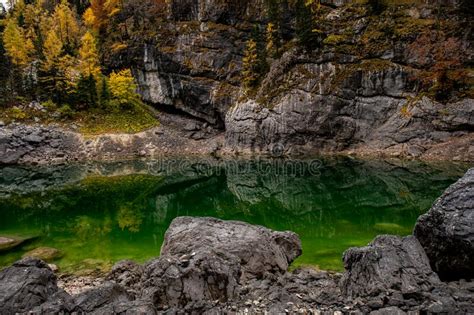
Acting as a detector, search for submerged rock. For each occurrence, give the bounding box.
[414,168,474,281]
[23,247,63,262]
[0,236,25,252]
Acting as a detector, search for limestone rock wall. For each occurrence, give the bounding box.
[132,1,473,161]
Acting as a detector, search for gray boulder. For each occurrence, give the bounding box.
[140,250,241,310]
[160,216,302,280]
[414,168,474,281]
[340,235,440,298]
[0,258,62,313]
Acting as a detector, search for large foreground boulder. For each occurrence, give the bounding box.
[103,217,303,311]
[414,168,474,281]
[160,216,302,280]
[341,235,440,299]
[0,258,63,313]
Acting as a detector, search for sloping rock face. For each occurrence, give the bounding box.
[0,124,85,165]
[0,121,223,165]
[160,216,302,280]
[414,168,474,281]
[128,0,473,160]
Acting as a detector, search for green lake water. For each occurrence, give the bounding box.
[0,157,469,273]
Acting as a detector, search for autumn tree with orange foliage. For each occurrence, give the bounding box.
[83,0,121,35]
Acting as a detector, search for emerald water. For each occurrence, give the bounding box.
[0,158,468,274]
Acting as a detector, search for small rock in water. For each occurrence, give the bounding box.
[0,236,23,252]
[23,247,63,262]
[0,120,5,127]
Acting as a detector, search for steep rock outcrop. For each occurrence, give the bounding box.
[224,50,474,160]
[414,168,474,281]
[134,0,266,127]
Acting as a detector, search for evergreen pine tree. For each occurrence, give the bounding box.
[75,74,98,109]
[251,24,269,76]
[368,0,386,15]
[295,0,318,50]
[98,75,110,108]
[264,0,284,54]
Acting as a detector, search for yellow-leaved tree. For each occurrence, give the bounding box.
[108,69,141,109]
[83,0,120,34]
[53,0,81,50]
[42,28,63,72]
[78,31,101,78]
[266,22,278,57]
[23,0,50,48]
[2,18,34,68]
[41,28,77,103]
[241,39,259,91]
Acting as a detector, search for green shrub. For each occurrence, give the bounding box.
[42,99,57,111]
[323,34,347,46]
[9,106,26,120]
[58,104,74,119]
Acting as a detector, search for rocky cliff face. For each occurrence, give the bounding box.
[133,0,266,127]
[132,0,473,161]
[225,56,473,160]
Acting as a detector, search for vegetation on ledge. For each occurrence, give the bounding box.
[0,102,159,135]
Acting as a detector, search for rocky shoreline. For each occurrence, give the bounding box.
[1,117,473,166]
[0,168,472,314]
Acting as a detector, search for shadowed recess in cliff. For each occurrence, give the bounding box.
[0,158,469,273]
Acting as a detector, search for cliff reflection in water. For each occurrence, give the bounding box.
[0,158,468,272]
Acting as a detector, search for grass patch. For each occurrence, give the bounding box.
[76,105,159,135]
[0,103,159,135]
